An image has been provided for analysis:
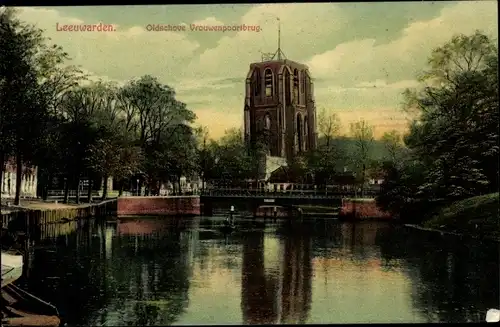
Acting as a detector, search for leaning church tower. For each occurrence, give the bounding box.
[243,21,318,179]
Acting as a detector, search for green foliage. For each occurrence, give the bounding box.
[210,128,255,181]
[381,130,405,163]
[0,9,200,202]
[423,193,499,239]
[317,109,340,146]
[377,31,499,225]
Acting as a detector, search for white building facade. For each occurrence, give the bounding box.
[1,158,38,199]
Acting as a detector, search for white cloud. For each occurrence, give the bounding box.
[16,7,200,82]
[13,3,498,139]
[192,17,225,26]
[307,1,498,84]
[174,78,235,93]
[319,79,420,92]
[185,3,347,80]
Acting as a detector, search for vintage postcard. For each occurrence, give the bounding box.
[1,2,498,326]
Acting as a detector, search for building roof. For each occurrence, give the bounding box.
[264,156,287,181]
[249,59,309,70]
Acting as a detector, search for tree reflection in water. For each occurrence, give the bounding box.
[109,218,192,326]
[17,216,498,325]
[18,218,111,326]
[18,217,193,326]
[376,226,499,323]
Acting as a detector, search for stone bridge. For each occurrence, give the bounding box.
[199,189,378,217]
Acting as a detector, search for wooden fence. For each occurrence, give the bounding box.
[1,199,117,234]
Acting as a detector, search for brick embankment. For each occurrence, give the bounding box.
[339,198,391,220]
[117,196,200,216]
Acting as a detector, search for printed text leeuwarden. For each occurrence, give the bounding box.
[56,23,116,32]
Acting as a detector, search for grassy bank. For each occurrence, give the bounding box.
[423,193,499,239]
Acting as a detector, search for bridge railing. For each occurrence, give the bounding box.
[200,188,379,198]
[46,189,132,198]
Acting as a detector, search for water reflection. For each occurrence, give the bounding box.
[104,218,192,326]
[377,226,500,323]
[240,227,313,325]
[280,231,312,324]
[14,217,499,325]
[241,230,279,324]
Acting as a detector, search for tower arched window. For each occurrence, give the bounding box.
[306,75,311,96]
[301,70,306,94]
[264,113,271,130]
[293,69,299,102]
[296,113,303,153]
[253,69,261,96]
[304,116,309,151]
[284,69,291,105]
[264,69,273,97]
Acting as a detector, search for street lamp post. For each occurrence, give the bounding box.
[63,177,67,199]
[136,179,140,196]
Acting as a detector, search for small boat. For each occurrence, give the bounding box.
[2,283,60,326]
[1,252,23,289]
[219,219,235,233]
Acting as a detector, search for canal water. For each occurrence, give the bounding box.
[16,216,499,325]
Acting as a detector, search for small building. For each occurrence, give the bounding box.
[1,157,38,199]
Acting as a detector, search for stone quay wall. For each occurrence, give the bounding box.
[117,196,200,216]
[340,198,391,220]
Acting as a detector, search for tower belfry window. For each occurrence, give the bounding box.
[253,70,261,96]
[301,70,305,93]
[264,69,273,97]
[293,69,299,101]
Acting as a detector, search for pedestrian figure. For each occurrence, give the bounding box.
[230,205,235,223]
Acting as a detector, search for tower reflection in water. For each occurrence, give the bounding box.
[241,229,312,324]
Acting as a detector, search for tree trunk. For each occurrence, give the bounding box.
[361,163,366,198]
[39,169,47,201]
[75,173,81,204]
[63,175,70,204]
[87,176,93,203]
[0,152,5,208]
[144,179,150,196]
[118,179,124,197]
[44,171,52,201]
[177,176,182,195]
[14,154,23,206]
[102,175,109,200]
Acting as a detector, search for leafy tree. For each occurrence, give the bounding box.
[194,126,215,190]
[349,119,374,196]
[1,8,85,205]
[0,8,51,205]
[59,84,109,203]
[305,109,345,185]
[118,75,196,194]
[215,128,254,182]
[317,109,340,147]
[378,31,498,221]
[287,155,308,183]
[381,130,404,164]
[405,31,498,201]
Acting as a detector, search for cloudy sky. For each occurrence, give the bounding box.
[15,2,498,139]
